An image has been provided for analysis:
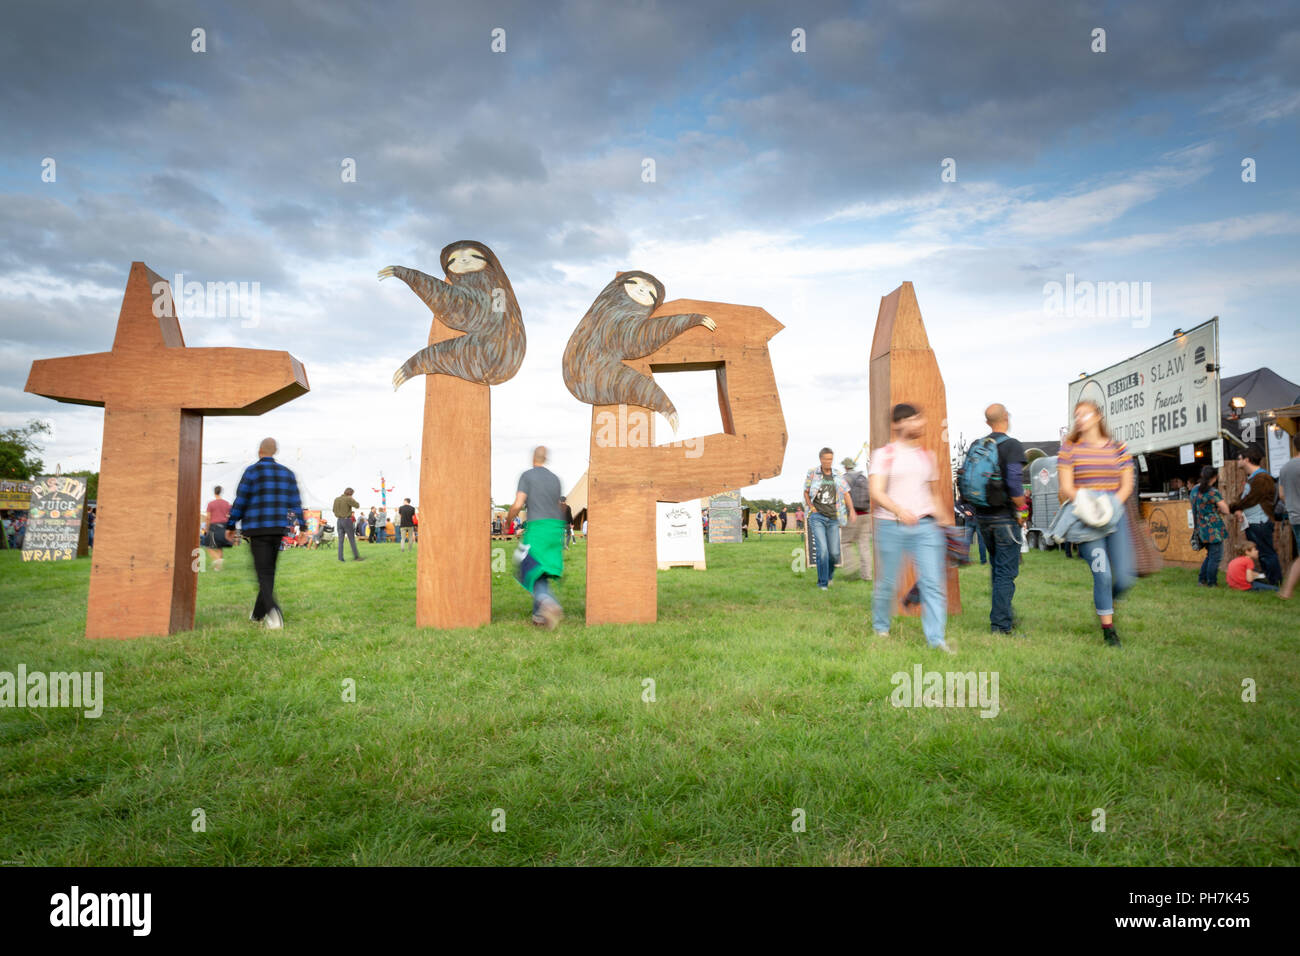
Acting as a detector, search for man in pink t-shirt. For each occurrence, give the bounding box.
[205,485,232,571]
[868,403,951,652]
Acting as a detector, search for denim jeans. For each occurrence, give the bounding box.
[1076,511,1136,616]
[1244,521,1281,585]
[377,526,388,543]
[1198,539,1223,585]
[807,512,841,587]
[872,517,948,646]
[532,575,560,615]
[976,516,1021,631]
[964,523,988,563]
[1250,580,1279,591]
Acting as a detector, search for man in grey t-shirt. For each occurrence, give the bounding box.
[507,446,566,627]
[1277,431,1300,599]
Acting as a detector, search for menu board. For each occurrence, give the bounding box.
[1067,318,1220,456]
[21,475,88,561]
[708,491,743,543]
[0,479,33,510]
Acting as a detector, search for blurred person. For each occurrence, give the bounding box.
[225,438,305,629]
[1057,400,1135,648]
[204,485,231,571]
[507,446,566,628]
[1229,445,1280,586]
[869,404,951,652]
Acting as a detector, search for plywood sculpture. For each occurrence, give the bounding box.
[24,262,309,639]
[868,281,961,614]
[564,272,786,624]
[380,240,525,628]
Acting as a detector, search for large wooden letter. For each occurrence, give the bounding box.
[586,299,786,624]
[24,262,309,639]
[869,282,961,614]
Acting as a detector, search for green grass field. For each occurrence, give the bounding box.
[1,535,1296,865]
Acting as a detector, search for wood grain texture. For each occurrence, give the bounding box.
[416,359,492,629]
[24,262,309,639]
[869,282,962,615]
[585,298,786,624]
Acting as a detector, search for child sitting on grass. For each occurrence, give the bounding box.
[1226,542,1278,592]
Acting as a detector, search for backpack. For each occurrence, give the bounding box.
[847,471,871,512]
[958,434,1009,508]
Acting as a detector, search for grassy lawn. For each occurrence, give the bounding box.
[0,535,1296,865]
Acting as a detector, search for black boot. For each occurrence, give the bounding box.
[1102,625,1121,648]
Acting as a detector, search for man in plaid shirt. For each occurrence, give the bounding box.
[226,437,305,629]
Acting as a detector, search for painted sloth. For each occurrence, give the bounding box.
[562,271,715,432]
[379,241,525,389]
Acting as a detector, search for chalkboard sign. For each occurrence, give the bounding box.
[708,492,743,543]
[21,475,89,561]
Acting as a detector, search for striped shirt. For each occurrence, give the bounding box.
[228,457,305,534]
[1058,439,1131,492]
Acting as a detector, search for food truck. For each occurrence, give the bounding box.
[1069,318,1297,568]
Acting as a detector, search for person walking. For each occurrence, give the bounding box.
[780,507,788,531]
[840,456,873,581]
[398,498,416,552]
[1056,400,1135,648]
[1190,466,1229,586]
[1229,446,1281,586]
[803,447,856,591]
[869,404,951,652]
[204,485,232,571]
[507,446,566,628]
[560,495,574,548]
[1278,431,1300,600]
[333,487,364,562]
[965,404,1027,636]
[225,438,305,630]
[366,507,377,543]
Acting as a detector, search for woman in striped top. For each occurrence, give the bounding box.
[1057,400,1136,647]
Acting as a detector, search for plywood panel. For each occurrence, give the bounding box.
[584,297,786,624]
[869,282,961,615]
[25,262,309,639]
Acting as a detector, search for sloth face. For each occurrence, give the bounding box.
[446,247,489,274]
[623,275,658,307]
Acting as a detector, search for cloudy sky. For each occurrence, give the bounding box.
[2,0,1298,509]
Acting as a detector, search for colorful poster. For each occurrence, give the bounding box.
[21,475,88,561]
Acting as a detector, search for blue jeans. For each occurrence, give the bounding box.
[807,512,841,587]
[964,523,988,563]
[1244,521,1281,586]
[872,517,947,646]
[1198,540,1223,585]
[976,516,1021,631]
[1076,511,1136,617]
[1250,580,1279,591]
[532,575,559,615]
[377,526,387,543]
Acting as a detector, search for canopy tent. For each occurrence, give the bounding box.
[1220,367,1300,417]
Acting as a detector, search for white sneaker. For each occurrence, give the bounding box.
[264,607,283,630]
[213,558,223,571]
[933,641,956,655]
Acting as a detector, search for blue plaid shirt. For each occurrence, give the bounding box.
[228,457,305,534]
